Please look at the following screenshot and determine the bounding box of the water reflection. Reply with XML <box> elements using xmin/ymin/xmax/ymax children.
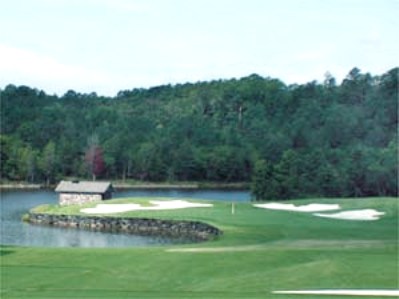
<box><xmin>0</xmin><ymin>189</ymin><xmax>250</xmax><ymax>248</ymax></box>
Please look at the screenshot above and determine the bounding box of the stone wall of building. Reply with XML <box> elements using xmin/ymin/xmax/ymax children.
<box><xmin>59</xmin><ymin>193</ymin><xmax>102</xmax><ymax>206</ymax></box>
<box><xmin>28</xmin><ymin>213</ymin><xmax>222</xmax><ymax>242</ymax></box>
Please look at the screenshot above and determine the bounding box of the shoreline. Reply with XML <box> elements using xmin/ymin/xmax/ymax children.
<box><xmin>0</xmin><ymin>181</ymin><xmax>250</xmax><ymax>191</ymax></box>
<box><xmin>114</xmin><ymin>183</ymin><xmax>199</xmax><ymax>190</ymax></box>
<box><xmin>114</xmin><ymin>182</ymin><xmax>249</xmax><ymax>190</ymax></box>
<box><xmin>0</xmin><ymin>183</ymin><xmax>43</xmax><ymax>190</ymax></box>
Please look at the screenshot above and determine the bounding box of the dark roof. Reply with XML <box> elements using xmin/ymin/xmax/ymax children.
<box><xmin>55</xmin><ymin>181</ymin><xmax>113</xmax><ymax>194</ymax></box>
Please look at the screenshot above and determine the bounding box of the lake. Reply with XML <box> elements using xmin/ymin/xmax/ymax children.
<box><xmin>0</xmin><ymin>189</ymin><xmax>250</xmax><ymax>248</ymax></box>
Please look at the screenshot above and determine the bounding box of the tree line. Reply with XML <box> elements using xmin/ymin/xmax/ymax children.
<box><xmin>0</xmin><ymin>67</ymin><xmax>397</xmax><ymax>199</ymax></box>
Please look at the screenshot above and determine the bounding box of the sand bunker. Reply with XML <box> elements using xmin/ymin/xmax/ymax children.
<box><xmin>81</xmin><ymin>200</ymin><xmax>213</xmax><ymax>214</ymax></box>
<box><xmin>254</xmin><ymin>203</ymin><xmax>385</xmax><ymax>221</ymax></box>
<box><xmin>253</xmin><ymin>203</ymin><xmax>341</xmax><ymax>212</ymax></box>
<box><xmin>314</xmin><ymin>209</ymin><xmax>385</xmax><ymax>221</ymax></box>
<box><xmin>81</xmin><ymin>203</ymin><xmax>142</xmax><ymax>214</ymax></box>
<box><xmin>273</xmin><ymin>289</ymin><xmax>399</xmax><ymax>297</ymax></box>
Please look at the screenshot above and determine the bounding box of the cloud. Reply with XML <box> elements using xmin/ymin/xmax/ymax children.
<box><xmin>0</xmin><ymin>44</ymin><xmax>114</xmax><ymax>95</ymax></box>
<box><xmin>92</xmin><ymin>0</ymin><xmax>149</xmax><ymax>13</ymax></box>
<box><xmin>365</xmin><ymin>28</ymin><xmax>381</xmax><ymax>44</ymax></box>
<box><xmin>0</xmin><ymin>43</ymin><xmax>195</xmax><ymax>96</ymax></box>
<box><xmin>35</xmin><ymin>0</ymin><xmax>148</xmax><ymax>13</ymax></box>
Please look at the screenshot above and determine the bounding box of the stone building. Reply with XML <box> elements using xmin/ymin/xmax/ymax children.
<box><xmin>55</xmin><ymin>180</ymin><xmax>113</xmax><ymax>206</ymax></box>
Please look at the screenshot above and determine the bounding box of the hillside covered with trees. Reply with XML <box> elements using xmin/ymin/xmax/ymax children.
<box><xmin>0</xmin><ymin>67</ymin><xmax>397</xmax><ymax>199</ymax></box>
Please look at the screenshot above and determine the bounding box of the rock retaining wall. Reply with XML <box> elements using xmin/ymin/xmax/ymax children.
<box><xmin>28</xmin><ymin>213</ymin><xmax>222</xmax><ymax>241</ymax></box>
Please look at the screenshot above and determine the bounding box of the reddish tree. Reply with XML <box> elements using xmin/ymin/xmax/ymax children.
<box><xmin>85</xmin><ymin>145</ymin><xmax>105</xmax><ymax>181</ymax></box>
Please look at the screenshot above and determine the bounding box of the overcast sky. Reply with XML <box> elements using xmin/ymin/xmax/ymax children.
<box><xmin>0</xmin><ymin>0</ymin><xmax>398</xmax><ymax>96</ymax></box>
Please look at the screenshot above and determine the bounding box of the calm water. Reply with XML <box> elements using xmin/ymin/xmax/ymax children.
<box><xmin>0</xmin><ymin>189</ymin><xmax>250</xmax><ymax>248</ymax></box>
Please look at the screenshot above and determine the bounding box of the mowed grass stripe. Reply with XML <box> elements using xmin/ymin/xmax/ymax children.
<box><xmin>2</xmin><ymin>289</ymin><xmax>270</xmax><ymax>299</ymax></box>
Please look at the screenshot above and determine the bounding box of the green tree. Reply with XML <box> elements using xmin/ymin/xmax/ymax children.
<box><xmin>135</xmin><ymin>142</ymin><xmax>167</xmax><ymax>181</ymax></box>
<box><xmin>20</xmin><ymin>146</ymin><xmax>38</xmax><ymax>182</ymax></box>
<box><xmin>251</xmin><ymin>159</ymin><xmax>279</xmax><ymax>201</ymax></box>
<box><xmin>0</xmin><ymin>135</ymin><xmax>13</xmax><ymax>180</ymax></box>
<box><xmin>365</xmin><ymin>140</ymin><xmax>398</xmax><ymax>196</ymax></box>
<box><xmin>85</xmin><ymin>135</ymin><xmax>105</xmax><ymax>181</ymax></box>
<box><xmin>274</xmin><ymin>150</ymin><xmax>301</xmax><ymax>199</ymax></box>
<box><xmin>38</xmin><ymin>141</ymin><xmax>57</xmax><ymax>186</ymax></box>
<box><xmin>0</xmin><ymin>68</ymin><xmax>397</xmax><ymax>197</ymax></box>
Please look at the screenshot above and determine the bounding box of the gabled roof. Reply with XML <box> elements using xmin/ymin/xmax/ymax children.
<box><xmin>55</xmin><ymin>181</ymin><xmax>113</xmax><ymax>194</ymax></box>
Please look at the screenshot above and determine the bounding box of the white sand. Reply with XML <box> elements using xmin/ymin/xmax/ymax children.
<box><xmin>253</xmin><ymin>202</ymin><xmax>341</xmax><ymax>212</ymax></box>
<box><xmin>81</xmin><ymin>200</ymin><xmax>213</xmax><ymax>214</ymax></box>
<box><xmin>81</xmin><ymin>203</ymin><xmax>142</xmax><ymax>214</ymax></box>
<box><xmin>314</xmin><ymin>209</ymin><xmax>385</xmax><ymax>221</ymax></box>
<box><xmin>254</xmin><ymin>203</ymin><xmax>385</xmax><ymax>221</ymax></box>
<box><xmin>273</xmin><ymin>289</ymin><xmax>399</xmax><ymax>296</ymax></box>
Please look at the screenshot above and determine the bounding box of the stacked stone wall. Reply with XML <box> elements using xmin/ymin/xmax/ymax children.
<box><xmin>28</xmin><ymin>213</ymin><xmax>222</xmax><ymax>242</ymax></box>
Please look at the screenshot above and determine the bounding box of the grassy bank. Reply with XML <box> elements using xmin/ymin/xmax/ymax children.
<box><xmin>1</xmin><ymin>197</ymin><xmax>398</xmax><ymax>298</ymax></box>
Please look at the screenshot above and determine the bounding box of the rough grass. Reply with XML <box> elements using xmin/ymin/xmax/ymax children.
<box><xmin>2</xmin><ymin>197</ymin><xmax>398</xmax><ymax>299</ymax></box>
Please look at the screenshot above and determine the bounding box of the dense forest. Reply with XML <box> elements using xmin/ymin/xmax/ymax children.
<box><xmin>0</xmin><ymin>67</ymin><xmax>397</xmax><ymax>199</ymax></box>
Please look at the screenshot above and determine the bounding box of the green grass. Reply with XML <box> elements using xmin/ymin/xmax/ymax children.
<box><xmin>1</xmin><ymin>197</ymin><xmax>398</xmax><ymax>298</ymax></box>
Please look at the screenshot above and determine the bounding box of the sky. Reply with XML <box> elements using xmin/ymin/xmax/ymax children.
<box><xmin>0</xmin><ymin>0</ymin><xmax>398</xmax><ymax>96</ymax></box>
